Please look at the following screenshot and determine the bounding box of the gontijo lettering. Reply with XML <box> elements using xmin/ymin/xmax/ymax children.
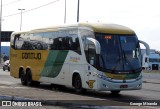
<box><xmin>22</xmin><ymin>53</ymin><xmax>41</xmax><ymax>60</ymax></box>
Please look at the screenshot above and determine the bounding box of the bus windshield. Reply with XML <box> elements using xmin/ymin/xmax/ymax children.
<box><xmin>96</xmin><ymin>33</ymin><xmax>142</xmax><ymax>73</ymax></box>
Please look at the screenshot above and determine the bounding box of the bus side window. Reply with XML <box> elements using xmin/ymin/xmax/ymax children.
<box><xmin>52</xmin><ymin>37</ymin><xmax>64</xmax><ymax>50</ymax></box>
<box><xmin>21</xmin><ymin>41</ymin><xmax>34</xmax><ymax>50</ymax></box>
<box><xmin>66</xmin><ymin>37</ymin><xmax>72</xmax><ymax>50</ymax></box>
<box><xmin>62</xmin><ymin>37</ymin><xmax>68</xmax><ymax>50</ymax></box>
<box><xmin>70</xmin><ymin>37</ymin><xmax>81</xmax><ymax>54</ymax></box>
<box><xmin>58</xmin><ymin>38</ymin><xmax>63</xmax><ymax>50</ymax></box>
<box><xmin>145</xmin><ymin>57</ymin><xmax>148</xmax><ymax>62</ymax></box>
<box><xmin>50</xmin><ymin>30</ymin><xmax>81</xmax><ymax>54</ymax></box>
<box><xmin>51</xmin><ymin>38</ymin><xmax>57</xmax><ymax>50</ymax></box>
<box><xmin>16</xmin><ymin>34</ymin><xmax>26</xmax><ymax>50</ymax></box>
<box><xmin>88</xmin><ymin>44</ymin><xmax>96</xmax><ymax>66</ymax></box>
<box><xmin>12</xmin><ymin>34</ymin><xmax>21</xmax><ymax>49</ymax></box>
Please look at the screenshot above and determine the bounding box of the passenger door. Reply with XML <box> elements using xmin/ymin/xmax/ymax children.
<box><xmin>85</xmin><ymin>44</ymin><xmax>97</xmax><ymax>89</ymax></box>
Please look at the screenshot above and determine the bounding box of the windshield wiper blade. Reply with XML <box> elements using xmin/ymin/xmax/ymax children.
<box><xmin>122</xmin><ymin>50</ymin><xmax>135</xmax><ymax>73</ymax></box>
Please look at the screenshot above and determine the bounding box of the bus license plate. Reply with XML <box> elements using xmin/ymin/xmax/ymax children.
<box><xmin>120</xmin><ymin>85</ymin><xmax>128</xmax><ymax>88</ymax></box>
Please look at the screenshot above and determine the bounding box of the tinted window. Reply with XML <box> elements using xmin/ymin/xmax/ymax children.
<box><xmin>96</xmin><ymin>33</ymin><xmax>142</xmax><ymax>73</ymax></box>
<box><xmin>14</xmin><ymin>34</ymin><xmax>25</xmax><ymax>50</ymax></box>
<box><xmin>49</xmin><ymin>30</ymin><xmax>81</xmax><ymax>54</ymax></box>
<box><xmin>12</xmin><ymin>29</ymin><xmax>81</xmax><ymax>54</ymax></box>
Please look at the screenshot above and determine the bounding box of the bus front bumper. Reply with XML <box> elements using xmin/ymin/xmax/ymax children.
<box><xmin>97</xmin><ymin>77</ymin><xmax>142</xmax><ymax>91</ymax></box>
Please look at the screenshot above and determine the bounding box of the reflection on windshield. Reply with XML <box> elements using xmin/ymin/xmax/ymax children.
<box><xmin>96</xmin><ymin>33</ymin><xmax>142</xmax><ymax>73</ymax></box>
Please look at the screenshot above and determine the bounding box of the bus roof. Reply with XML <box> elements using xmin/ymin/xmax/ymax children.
<box><xmin>13</xmin><ymin>22</ymin><xmax>135</xmax><ymax>35</ymax></box>
<box><xmin>79</xmin><ymin>22</ymin><xmax>135</xmax><ymax>34</ymax></box>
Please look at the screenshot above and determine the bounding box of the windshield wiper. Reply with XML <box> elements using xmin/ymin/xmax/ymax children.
<box><xmin>122</xmin><ymin>50</ymin><xmax>135</xmax><ymax>73</ymax></box>
<box><xmin>99</xmin><ymin>55</ymin><xmax>118</xmax><ymax>73</ymax></box>
<box><xmin>112</xmin><ymin>42</ymin><xmax>123</xmax><ymax>72</ymax></box>
<box><xmin>112</xmin><ymin>56</ymin><xmax>122</xmax><ymax>73</ymax></box>
<box><xmin>100</xmin><ymin>55</ymin><xmax>105</xmax><ymax>68</ymax></box>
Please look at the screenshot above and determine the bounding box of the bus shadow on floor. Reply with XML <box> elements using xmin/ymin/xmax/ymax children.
<box><xmin>23</xmin><ymin>82</ymin><xmax>148</xmax><ymax>105</ymax></box>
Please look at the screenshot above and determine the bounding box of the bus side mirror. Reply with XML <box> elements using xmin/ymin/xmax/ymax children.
<box><xmin>86</xmin><ymin>38</ymin><xmax>101</xmax><ymax>54</ymax></box>
<box><xmin>139</xmin><ymin>40</ymin><xmax>150</xmax><ymax>56</ymax></box>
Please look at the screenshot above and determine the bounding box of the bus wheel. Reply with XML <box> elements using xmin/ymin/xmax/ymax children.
<box><xmin>8</xmin><ymin>67</ymin><xmax>10</xmax><ymax>71</ymax></box>
<box><xmin>111</xmin><ymin>90</ymin><xmax>120</xmax><ymax>94</ymax></box>
<box><xmin>20</xmin><ymin>70</ymin><xmax>27</xmax><ymax>85</ymax></box>
<box><xmin>33</xmin><ymin>81</ymin><xmax>40</xmax><ymax>86</ymax></box>
<box><xmin>3</xmin><ymin>67</ymin><xmax>5</xmax><ymax>71</ymax></box>
<box><xmin>26</xmin><ymin>70</ymin><xmax>33</xmax><ymax>86</ymax></box>
<box><xmin>74</xmin><ymin>74</ymin><xmax>83</xmax><ymax>93</ymax></box>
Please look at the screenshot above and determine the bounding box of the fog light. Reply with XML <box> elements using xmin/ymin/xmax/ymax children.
<box><xmin>103</xmin><ymin>84</ymin><xmax>108</xmax><ymax>88</ymax></box>
<box><xmin>137</xmin><ymin>83</ymin><xmax>142</xmax><ymax>88</ymax></box>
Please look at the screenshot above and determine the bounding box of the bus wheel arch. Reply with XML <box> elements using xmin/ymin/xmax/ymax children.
<box><xmin>19</xmin><ymin>67</ymin><xmax>24</xmax><ymax>78</ymax></box>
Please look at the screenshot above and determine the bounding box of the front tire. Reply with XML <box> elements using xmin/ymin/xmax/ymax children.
<box><xmin>111</xmin><ymin>90</ymin><xmax>120</xmax><ymax>94</ymax></box>
<box><xmin>74</xmin><ymin>74</ymin><xmax>84</xmax><ymax>93</ymax></box>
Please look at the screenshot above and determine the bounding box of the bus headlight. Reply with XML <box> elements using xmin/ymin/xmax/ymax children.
<box><xmin>94</xmin><ymin>72</ymin><xmax>102</xmax><ymax>78</ymax></box>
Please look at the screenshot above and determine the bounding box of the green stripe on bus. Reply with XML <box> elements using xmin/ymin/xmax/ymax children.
<box><xmin>105</xmin><ymin>72</ymin><xmax>140</xmax><ymax>80</ymax></box>
<box><xmin>125</xmin><ymin>72</ymin><xmax>140</xmax><ymax>79</ymax></box>
<box><xmin>40</xmin><ymin>50</ymin><xmax>69</xmax><ymax>78</ymax></box>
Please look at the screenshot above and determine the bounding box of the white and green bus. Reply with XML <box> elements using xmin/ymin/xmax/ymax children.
<box><xmin>10</xmin><ymin>22</ymin><xmax>150</xmax><ymax>94</ymax></box>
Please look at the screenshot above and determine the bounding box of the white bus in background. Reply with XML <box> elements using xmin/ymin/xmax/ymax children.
<box><xmin>141</xmin><ymin>49</ymin><xmax>160</xmax><ymax>70</ymax></box>
<box><xmin>149</xmin><ymin>52</ymin><xmax>160</xmax><ymax>70</ymax></box>
<box><xmin>141</xmin><ymin>49</ymin><xmax>149</xmax><ymax>70</ymax></box>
